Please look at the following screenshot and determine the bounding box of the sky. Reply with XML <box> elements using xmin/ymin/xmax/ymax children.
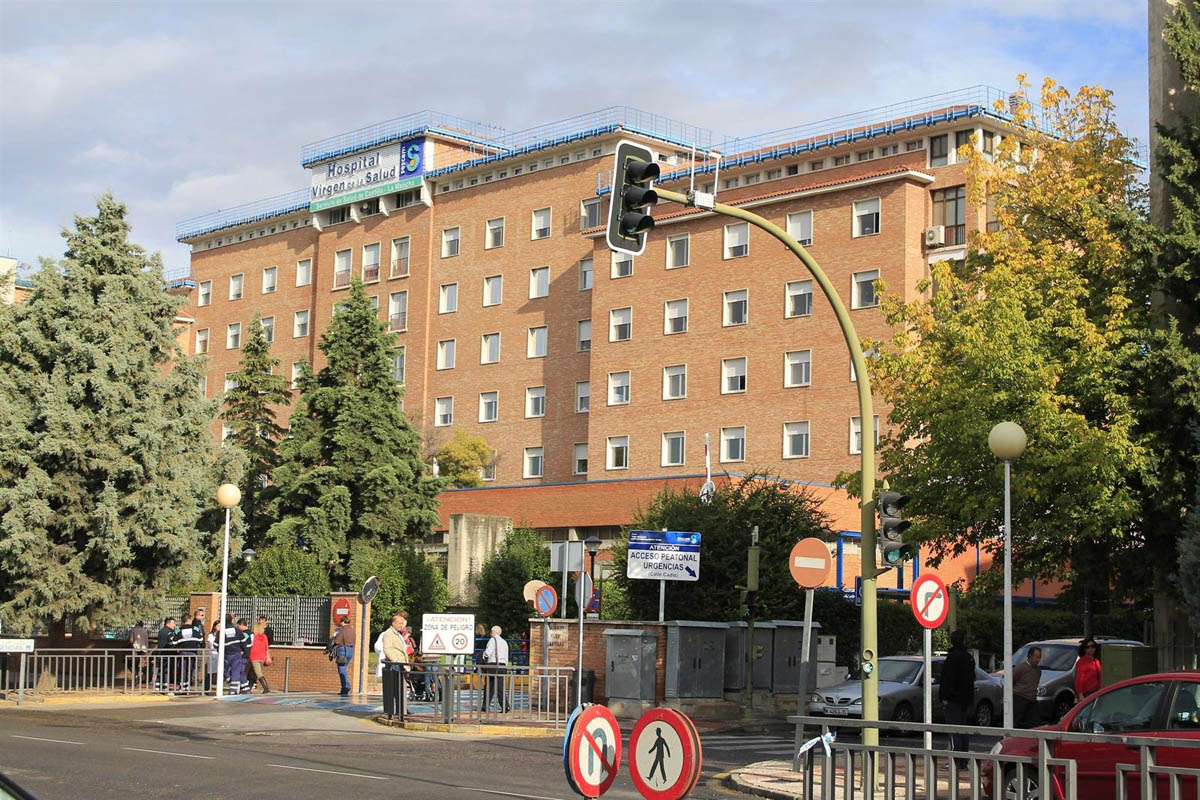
<box><xmin>0</xmin><ymin>0</ymin><xmax>1149</xmax><ymax>272</ymax></box>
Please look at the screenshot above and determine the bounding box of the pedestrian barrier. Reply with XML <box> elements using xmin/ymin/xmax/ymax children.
<box><xmin>393</xmin><ymin>662</ymin><xmax>574</xmax><ymax>728</ymax></box>
<box><xmin>2</xmin><ymin>648</ymin><xmax>221</xmax><ymax>698</ymax></box>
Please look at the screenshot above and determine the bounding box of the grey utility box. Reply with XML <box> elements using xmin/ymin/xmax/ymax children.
<box><xmin>604</xmin><ymin>629</ymin><xmax>657</xmax><ymax>701</ymax></box>
<box><xmin>724</xmin><ymin>621</ymin><xmax>776</xmax><ymax>691</ymax></box>
<box><xmin>771</xmin><ymin>619</ymin><xmax>822</xmax><ymax>694</ymax></box>
<box><xmin>664</xmin><ymin>621</ymin><xmax>726</xmax><ymax>699</ymax></box>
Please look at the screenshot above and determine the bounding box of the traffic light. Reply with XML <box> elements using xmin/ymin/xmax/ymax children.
<box><xmin>877</xmin><ymin>490</ymin><xmax>913</xmax><ymax>565</ymax></box>
<box><xmin>606</xmin><ymin>140</ymin><xmax>660</xmax><ymax>256</ymax></box>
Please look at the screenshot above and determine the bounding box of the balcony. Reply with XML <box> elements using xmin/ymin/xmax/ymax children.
<box><xmin>390</xmin><ymin>258</ymin><xmax>409</xmax><ymax>278</ymax></box>
<box><xmin>333</xmin><ymin>271</ymin><xmax>351</xmax><ymax>289</ymax></box>
<box><xmin>390</xmin><ymin>312</ymin><xmax>407</xmax><ymax>331</ymax></box>
<box><xmin>363</xmin><ymin>263</ymin><xmax>380</xmax><ymax>283</ymax></box>
<box><xmin>945</xmin><ymin>223</ymin><xmax>967</xmax><ymax>246</ymax></box>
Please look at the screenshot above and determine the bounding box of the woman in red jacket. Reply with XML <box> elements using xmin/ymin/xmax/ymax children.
<box><xmin>249</xmin><ymin>621</ymin><xmax>272</xmax><ymax>693</ymax></box>
<box><xmin>1074</xmin><ymin>638</ymin><xmax>1102</xmax><ymax>700</ymax></box>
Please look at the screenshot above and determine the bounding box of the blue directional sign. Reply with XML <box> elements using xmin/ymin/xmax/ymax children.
<box><xmin>625</xmin><ymin>530</ymin><xmax>701</xmax><ymax>582</ymax></box>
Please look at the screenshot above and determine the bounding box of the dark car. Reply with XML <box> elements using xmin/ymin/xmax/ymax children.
<box><xmin>995</xmin><ymin>637</ymin><xmax>1144</xmax><ymax>722</ymax></box>
<box><xmin>984</xmin><ymin>671</ymin><xmax>1200</xmax><ymax>799</ymax></box>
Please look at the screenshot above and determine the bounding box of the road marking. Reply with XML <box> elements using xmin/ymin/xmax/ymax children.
<box><xmin>10</xmin><ymin>734</ymin><xmax>83</xmax><ymax>745</ymax></box>
<box><xmin>464</xmin><ymin>789</ymin><xmax>570</xmax><ymax>800</ymax></box>
<box><xmin>268</xmin><ymin>764</ymin><xmax>386</xmax><ymax>780</ymax></box>
<box><xmin>124</xmin><ymin>747</ymin><xmax>214</xmax><ymax>759</ymax></box>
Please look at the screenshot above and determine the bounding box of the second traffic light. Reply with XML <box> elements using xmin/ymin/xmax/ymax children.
<box><xmin>877</xmin><ymin>490</ymin><xmax>913</xmax><ymax>566</ymax></box>
<box><xmin>606</xmin><ymin>140</ymin><xmax>660</xmax><ymax>256</ymax></box>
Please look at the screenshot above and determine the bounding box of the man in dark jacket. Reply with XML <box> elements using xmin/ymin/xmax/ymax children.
<box><xmin>938</xmin><ymin>629</ymin><xmax>975</xmax><ymax>757</ymax></box>
<box><xmin>155</xmin><ymin>617</ymin><xmax>177</xmax><ymax>691</ymax></box>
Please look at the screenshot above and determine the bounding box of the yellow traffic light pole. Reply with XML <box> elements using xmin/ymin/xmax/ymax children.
<box><xmin>651</xmin><ymin>186</ymin><xmax>882</xmax><ymax>751</ymax></box>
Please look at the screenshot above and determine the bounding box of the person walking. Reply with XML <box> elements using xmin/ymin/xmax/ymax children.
<box><xmin>256</xmin><ymin>615</ymin><xmax>275</xmax><ymax>646</ymax></box>
<box><xmin>480</xmin><ymin>625</ymin><xmax>510</xmax><ymax>713</ymax></box>
<box><xmin>939</xmin><ymin>629</ymin><xmax>976</xmax><ymax>761</ymax></box>
<box><xmin>326</xmin><ymin>612</ymin><xmax>355</xmax><ymax>696</ymax></box>
<box><xmin>128</xmin><ymin>621</ymin><xmax>150</xmax><ymax>688</ymax></box>
<box><xmin>1012</xmin><ymin>646</ymin><xmax>1043</xmax><ymax>728</ymax></box>
<box><xmin>1074</xmin><ymin>638</ymin><xmax>1103</xmax><ymax>701</ymax></box>
<box><xmin>381</xmin><ymin>613</ymin><xmax>409</xmax><ymax>720</ymax></box>
<box><xmin>249</xmin><ymin>620</ymin><xmax>272</xmax><ymax>693</ymax></box>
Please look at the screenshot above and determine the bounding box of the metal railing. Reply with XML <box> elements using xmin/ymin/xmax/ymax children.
<box><xmin>175</xmin><ymin>188</ymin><xmax>311</xmax><ymax>241</ymax></box>
<box><xmin>392</xmin><ymin>663</ymin><xmax>574</xmax><ymax>728</ymax></box>
<box><xmin>789</xmin><ymin>715</ymin><xmax>1200</xmax><ymax>799</ymax></box>
<box><xmin>390</xmin><ymin>258</ymin><xmax>409</xmax><ymax>278</ymax></box>
<box><xmin>3</xmin><ymin>649</ymin><xmax>229</xmax><ymax>699</ymax></box>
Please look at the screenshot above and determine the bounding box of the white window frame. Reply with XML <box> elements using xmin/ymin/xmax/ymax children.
<box><xmin>439</xmin><ymin>283</ymin><xmax>459</xmax><ymax>314</ymax></box>
<box><xmin>435</xmin><ymin>396</ymin><xmax>454</xmax><ymax>427</ymax></box>
<box><xmin>606</xmin><ymin>436</ymin><xmax>629</xmax><ymax>470</ymax></box>
<box><xmin>390</xmin><ymin>237</ymin><xmax>410</xmax><ymax>278</ymax></box>
<box><xmin>579</xmin><ymin>258</ymin><xmax>593</xmax><ymax>291</ymax></box>
<box><xmin>853</xmin><ymin>197</ymin><xmax>881</xmax><ymax>237</ymax></box>
<box><xmin>608</xmin><ymin>371</ymin><xmax>630</xmax><ymax>406</ymax></box>
<box><xmin>609</xmin><ymin>307</ymin><xmax>632</xmax><ymax>342</ymax></box>
<box><xmin>260</xmin><ymin>316</ymin><xmax>274</xmax><ymax>343</ymax></box>
<box><xmin>479</xmin><ymin>391</ymin><xmax>499</xmax><ymax>423</ymax></box>
<box><xmin>575</xmin><ymin>381</ymin><xmax>590</xmax><ymax>413</ymax></box>
<box><xmin>529</xmin><ymin>266</ymin><xmax>550</xmax><ymax>299</ymax></box>
<box><xmin>662</xmin><ymin>364</ymin><xmax>687</xmax><ymax>400</ymax></box>
<box><xmin>724</xmin><ymin>222</ymin><xmax>749</xmax><ymax>259</ymax></box>
<box><xmin>722</xmin><ymin>356</ymin><xmax>747</xmax><ymax>394</ymax></box>
<box><xmin>573</xmin><ymin>443</ymin><xmax>589</xmax><ymax>475</ymax></box>
<box><xmin>524</xmin><ymin>446</ymin><xmax>544</xmax><ymax>478</ymax></box>
<box><xmin>531</xmin><ymin>207</ymin><xmax>551</xmax><ymax>240</ymax></box>
<box><xmin>389</xmin><ymin>291</ymin><xmax>408</xmax><ymax>331</ymax></box>
<box><xmin>229</xmin><ymin>273</ymin><xmax>244</xmax><ymax>301</ymax></box>
<box><xmin>664</xmin><ymin>298</ymin><xmax>688</xmax><ymax>335</ymax></box>
<box><xmin>581</xmin><ymin>198</ymin><xmax>602</xmax><ymax>229</ymax></box>
<box><xmin>198</xmin><ymin>280</ymin><xmax>212</xmax><ymax>306</ymax></box>
<box><xmin>720</xmin><ymin>426</ymin><xmax>746</xmax><ymax>463</ymax></box>
<box><xmin>291</xmin><ymin>362</ymin><xmax>304</xmax><ymax>390</ymax></box>
<box><xmin>577</xmin><ymin>319</ymin><xmax>591</xmax><ymax>352</ymax></box>
<box><xmin>483</xmin><ymin>274</ymin><xmax>503</xmax><ymax>307</ymax></box>
<box><xmin>852</xmin><ymin>269</ymin><xmax>880</xmax><ymax>310</ymax></box>
<box><xmin>486</xmin><ymin>217</ymin><xmax>505</xmax><ymax>249</ymax></box>
<box><xmin>262</xmin><ymin>266</ymin><xmax>277</xmax><ymax>294</ymax></box>
<box><xmin>723</xmin><ymin>289</ymin><xmax>748</xmax><ymax>326</ymax></box>
<box><xmin>481</xmin><ymin>332</ymin><xmax>501</xmax><ymax>364</ymax></box>
<box><xmin>293</xmin><ymin>310</ymin><xmax>310</xmax><ymax>338</ymax></box>
<box><xmin>296</xmin><ymin>259</ymin><xmax>312</xmax><ymax>287</ymax></box>
<box><xmin>226</xmin><ymin>322</ymin><xmax>241</xmax><ymax>349</ymax></box>
<box><xmin>849</xmin><ymin>415</ymin><xmax>880</xmax><ymax>455</ymax></box>
<box><xmin>783</xmin><ymin>421</ymin><xmax>811</xmax><ymax>459</ymax></box>
<box><xmin>362</xmin><ymin>243</ymin><xmax>381</xmax><ymax>282</ymax></box>
<box><xmin>784</xmin><ymin>350</ymin><xmax>812</xmax><ymax>388</ymax></box>
<box><xmin>786</xmin><ymin>210</ymin><xmax>813</xmax><ymax>246</ymax></box>
<box><xmin>441</xmin><ymin>227</ymin><xmax>461</xmax><ymax>258</ymax></box>
<box><xmin>437</xmin><ymin>339</ymin><xmax>456</xmax><ymax>370</ymax></box>
<box><xmin>611</xmin><ymin>250</ymin><xmax>633</xmax><ymax>279</ymax></box>
<box><xmin>392</xmin><ymin>347</ymin><xmax>405</xmax><ymax>385</ymax></box>
<box><xmin>786</xmin><ymin>280</ymin><xmax>813</xmax><ymax>318</ymax></box>
<box><xmin>666</xmin><ymin>233</ymin><xmax>690</xmax><ymax>269</ymax></box>
<box><xmin>195</xmin><ymin>328</ymin><xmax>210</xmax><ymax>355</ymax></box>
<box><xmin>527</xmin><ymin>326</ymin><xmax>547</xmax><ymax>358</ymax></box>
<box><xmin>661</xmin><ymin>431</ymin><xmax>686</xmax><ymax>467</ymax></box>
<box><xmin>525</xmin><ymin>386</ymin><xmax>546</xmax><ymax>419</ymax></box>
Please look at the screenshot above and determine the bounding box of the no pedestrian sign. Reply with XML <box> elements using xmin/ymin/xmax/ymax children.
<box><xmin>420</xmin><ymin>613</ymin><xmax>475</xmax><ymax>655</ymax></box>
<box><xmin>626</xmin><ymin>530</ymin><xmax>701</xmax><ymax>582</ymax></box>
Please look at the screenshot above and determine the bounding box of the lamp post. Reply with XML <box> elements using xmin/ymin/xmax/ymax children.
<box><xmin>242</xmin><ymin>548</ymin><xmax>256</xmax><ymax>565</ymax></box>
<box><xmin>215</xmin><ymin>483</ymin><xmax>241</xmax><ymax>699</ymax></box>
<box><xmin>585</xmin><ymin>536</ymin><xmax>602</xmax><ymax>617</ymax></box>
<box><xmin>988</xmin><ymin>421</ymin><xmax>1027</xmax><ymax>730</ymax></box>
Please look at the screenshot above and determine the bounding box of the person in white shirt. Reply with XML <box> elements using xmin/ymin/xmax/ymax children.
<box><xmin>480</xmin><ymin>625</ymin><xmax>510</xmax><ymax>713</ymax></box>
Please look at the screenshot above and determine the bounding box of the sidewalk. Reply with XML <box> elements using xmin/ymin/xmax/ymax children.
<box><xmin>728</xmin><ymin>758</ymin><xmax>984</xmax><ymax>800</ymax></box>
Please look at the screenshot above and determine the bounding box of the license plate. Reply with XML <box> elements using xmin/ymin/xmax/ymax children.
<box><xmin>824</xmin><ymin>705</ymin><xmax>850</xmax><ymax>716</ymax></box>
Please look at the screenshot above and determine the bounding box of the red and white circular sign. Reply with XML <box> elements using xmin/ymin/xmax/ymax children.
<box><xmin>628</xmin><ymin>708</ymin><xmax>702</xmax><ymax>800</ymax></box>
<box><xmin>789</xmin><ymin>538</ymin><xmax>832</xmax><ymax>589</ymax></box>
<box><xmin>910</xmin><ymin>573</ymin><xmax>949</xmax><ymax>630</ymax></box>
<box><xmin>568</xmin><ymin>704</ymin><xmax>622</xmax><ymax>797</ymax></box>
<box><xmin>332</xmin><ymin>598</ymin><xmax>352</xmax><ymax>619</ymax></box>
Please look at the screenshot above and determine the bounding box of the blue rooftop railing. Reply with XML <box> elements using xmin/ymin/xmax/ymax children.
<box><xmin>301</xmin><ymin>110</ymin><xmax>512</xmax><ymax>167</ymax></box>
<box><xmin>175</xmin><ymin>188</ymin><xmax>311</xmax><ymax>241</ymax></box>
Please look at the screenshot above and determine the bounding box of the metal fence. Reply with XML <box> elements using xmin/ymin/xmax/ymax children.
<box><xmin>3</xmin><ymin>649</ymin><xmax>217</xmax><ymax>699</ymax></box>
<box><xmin>390</xmin><ymin>663</ymin><xmax>574</xmax><ymax>729</ymax></box>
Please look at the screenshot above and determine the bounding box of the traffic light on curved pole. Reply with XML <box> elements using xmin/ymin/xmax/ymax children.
<box><xmin>877</xmin><ymin>490</ymin><xmax>913</xmax><ymax>566</ymax></box>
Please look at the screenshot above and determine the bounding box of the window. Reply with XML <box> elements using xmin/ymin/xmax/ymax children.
<box><xmin>721</xmin><ymin>426</ymin><xmax>746</xmax><ymax>462</ymax></box>
<box><xmin>531</xmin><ymin>208</ymin><xmax>551</xmax><ymax>239</ymax></box>
<box><xmin>856</xmin><ymin>150</ymin><xmax>874</xmax><ymax>162</ymax></box>
<box><xmin>577</xmin><ymin>319</ymin><xmax>591</xmax><ymax>351</ymax></box>
<box><xmin>198</xmin><ymin>374</ymin><xmax>208</xmax><ymax>396</ymax></box>
<box><xmin>849</xmin><ymin>415</ymin><xmax>880</xmax><ymax>455</ymax></box>
<box><xmin>260</xmin><ymin>316</ymin><xmax>274</xmax><ymax>343</ymax></box>
<box><xmin>395</xmin><ymin>188</ymin><xmax>420</xmax><ymax>208</ymax></box>
<box><xmin>262</xmin><ymin>266</ymin><xmax>277</xmax><ymax>294</ymax></box>
<box><xmin>581</xmin><ymin>198</ymin><xmax>602</xmax><ymax>228</ymax></box>
<box><xmin>955</xmin><ymin>129</ymin><xmax>974</xmax><ymax>154</ymax></box>
<box><xmin>328</xmin><ymin>206</ymin><xmax>349</xmax><ymax>225</ymax></box>
<box><xmin>852</xmin><ymin>269</ymin><xmax>880</xmax><ymax>309</ymax></box>
<box><xmin>229</xmin><ymin>273</ymin><xmax>244</xmax><ymax>300</ymax></box>
<box><xmin>723</xmin><ymin>357</ymin><xmax>747</xmax><ymax>393</ymax></box>
<box><xmin>663</xmin><ymin>364</ymin><xmax>687</xmax><ymax>400</ymax></box>
<box><xmin>606</xmin><ymin>436</ymin><xmax>629</xmax><ymax>470</ymax></box>
<box><xmin>483</xmin><ymin>274</ymin><xmax>503</xmax><ymax>306</ymax></box>
<box><xmin>787</xmin><ymin>280</ymin><xmax>813</xmax><ymax>318</ymax></box>
<box><xmin>787</xmin><ymin>210</ymin><xmax>813</xmax><ymax>246</ymax></box>
<box><xmin>390</xmin><ymin>237</ymin><xmax>410</xmax><ymax>278</ymax></box>
<box><xmin>724</xmin><ymin>289</ymin><xmax>748</xmax><ymax>326</ymax></box>
<box><xmin>610</xmin><ymin>307</ymin><xmax>632</xmax><ymax>342</ymax></box>
<box><xmin>389</xmin><ymin>291</ymin><xmax>408</xmax><ymax>331</ymax></box>
<box><xmin>442</xmin><ymin>227</ymin><xmax>460</xmax><ymax>257</ymax></box>
<box><xmin>293</xmin><ymin>310</ymin><xmax>310</xmax><ymax>337</ymax></box>
<box><xmin>666</xmin><ymin>234</ymin><xmax>690</xmax><ymax>269</ymax></box>
<box><xmin>195</xmin><ymin>328</ymin><xmax>210</xmax><ymax>355</ymax></box>
<box><xmin>724</xmin><ymin>222</ymin><xmax>749</xmax><ymax>259</ymax></box>
<box><xmin>929</xmin><ymin>134</ymin><xmax>949</xmax><ymax>167</ymax></box>
<box><xmin>982</xmin><ymin>130</ymin><xmax>996</xmax><ymax>162</ymax></box>
<box><xmin>486</xmin><ymin>218</ymin><xmax>505</xmax><ymax>249</ymax></box>
<box><xmin>480</xmin><ymin>459</ymin><xmax>496</xmax><ymax>482</ymax></box>
<box><xmin>744</xmin><ymin>173</ymin><xmax>760</xmax><ymax>185</ymax></box>
<box><xmin>853</xmin><ymin>198</ymin><xmax>880</xmax><ymax>237</ymax></box>
<box><xmin>435</xmin><ymin>397</ymin><xmax>453</xmax><ymax>427</ymax></box>
<box><xmin>481</xmin><ymin>332</ymin><xmax>500</xmax><ymax>364</ymax></box>
<box><xmin>479</xmin><ymin>391</ymin><xmax>498</xmax><ymax>423</ymax></box>
<box><xmin>809</xmin><ymin>159</ymin><xmax>824</xmax><ymax>171</ymax></box>
<box><xmin>576</xmin><ymin>381</ymin><xmax>590</xmax><ymax>413</ymax></box>
<box><xmin>1071</xmin><ymin>681</ymin><xmax>1169</xmax><ymax>735</ymax></box>
<box><xmin>833</xmin><ymin>154</ymin><xmax>850</xmax><ymax>166</ymax></box>
<box><xmin>362</xmin><ymin>243</ymin><xmax>381</xmax><ymax>282</ymax></box>
<box><xmin>573</xmin><ymin>443</ymin><xmax>588</xmax><ymax>475</ymax></box>
<box><xmin>291</xmin><ymin>362</ymin><xmax>304</xmax><ymax>390</ymax></box>
<box><xmin>784</xmin><ymin>421</ymin><xmax>810</xmax><ymax>458</ymax></box>
<box><xmin>722</xmin><ymin>177</ymin><xmax>739</xmax><ymax>189</ymax></box>
<box><xmin>608</xmin><ymin>371</ymin><xmax>630</xmax><ymax>405</ymax></box>
<box><xmin>296</xmin><ymin>259</ymin><xmax>312</xmax><ymax>286</ymax></box>
<box><xmin>221</xmin><ymin>424</ymin><xmax>233</xmax><ymax>443</ymax></box>
<box><xmin>932</xmin><ymin>186</ymin><xmax>967</xmax><ymax>246</ymax></box>
<box><xmin>224</xmin><ymin>374</ymin><xmax>237</xmax><ymax>394</ymax></box>
<box><xmin>334</xmin><ymin>249</ymin><xmax>351</xmax><ymax>288</ymax></box>
<box><xmin>879</xmin><ymin>143</ymin><xmax>899</xmax><ymax>157</ymax></box>
<box><xmin>439</xmin><ymin>283</ymin><xmax>458</xmax><ymax>313</ymax></box>
<box><xmin>392</xmin><ymin>348</ymin><xmax>405</xmax><ymax>384</ymax></box>
<box><xmin>785</xmin><ymin>350</ymin><xmax>812</xmax><ymax>387</ymax></box>
<box><xmin>664</xmin><ymin>299</ymin><xmax>688</xmax><ymax>334</ymax></box>
<box><xmin>611</xmin><ymin>251</ymin><xmax>633</xmax><ymax>278</ymax></box>
<box><xmin>529</xmin><ymin>266</ymin><xmax>550</xmax><ymax>298</ymax></box>
<box><xmin>198</xmin><ymin>281</ymin><xmax>212</xmax><ymax>306</ymax></box>
<box><xmin>850</xmin><ymin>346</ymin><xmax>877</xmax><ymax>382</ymax></box>
<box><xmin>1167</xmin><ymin>681</ymin><xmax>1200</xmax><ymax>731</ymax></box>
<box><xmin>437</xmin><ymin>339</ymin><xmax>456</xmax><ymax>370</ymax></box>
<box><xmin>766</xmin><ymin>168</ymin><xmax>782</xmax><ymax>180</ymax></box>
<box><xmin>527</xmin><ymin>326</ymin><xmax>547</xmax><ymax>358</ymax></box>
<box><xmin>905</xmin><ymin>138</ymin><xmax>925</xmax><ymax>152</ymax></box>
<box><xmin>662</xmin><ymin>431</ymin><xmax>686</xmax><ymax>466</ymax></box>
<box><xmin>226</xmin><ymin>322</ymin><xmax>241</xmax><ymax>349</ymax></box>
<box><xmin>524</xmin><ymin>447</ymin><xmax>544</xmax><ymax>478</ymax></box>
<box><xmin>578</xmin><ymin>258</ymin><xmax>593</xmax><ymax>291</ymax></box>
<box><xmin>361</xmin><ymin>198</ymin><xmax>380</xmax><ymax>216</ymax></box>
<box><xmin>525</xmin><ymin>386</ymin><xmax>546</xmax><ymax>418</ymax></box>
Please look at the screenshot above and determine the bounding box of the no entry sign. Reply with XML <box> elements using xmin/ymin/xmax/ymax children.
<box><xmin>788</xmin><ymin>537</ymin><xmax>832</xmax><ymax>589</ymax></box>
<box><xmin>910</xmin><ymin>573</ymin><xmax>949</xmax><ymax>630</ymax></box>
<box><xmin>568</xmin><ymin>705</ymin><xmax>622</xmax><ymax>797</ymax></box>
<box><xmin>628</xmin><ymin>708</ymin><xmax>703</xmax><ymax>800</ymax></box>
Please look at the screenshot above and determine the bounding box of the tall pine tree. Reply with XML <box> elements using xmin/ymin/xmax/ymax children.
<box><xmin>221</xmin><ymin>312</ymin><xmax>291</xmax><ymax>548</ymax></box>
<box><xmin>267</xmin><ymin>280</ymin><xmax>441</xmax><ymax>581</ymax></box>
<box><xmin>0</xmin><ymin>194</ymin><xmax>215</xmax><ymax>634</ymax></box>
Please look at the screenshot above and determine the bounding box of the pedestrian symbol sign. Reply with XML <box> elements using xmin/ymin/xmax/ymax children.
<box><xmin>567</xmin><ymin>704</ymin><xmax>622</xmax><ymax>797</ymax></box>
<box><xmin>428</xmin><ymin>633</ymin><xmax>444</xmax><ymax>651</ymax></box>
<box><xmin>628</xmin><ymin>707</ymin><xmax>702</xmax><ymax>799</ymax></box>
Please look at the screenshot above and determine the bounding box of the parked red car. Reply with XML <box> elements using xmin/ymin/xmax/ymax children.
<box><xmin>984</xmin><ymin>671</ymin><xmax>1200</xmax><ymax>799</ymax></box>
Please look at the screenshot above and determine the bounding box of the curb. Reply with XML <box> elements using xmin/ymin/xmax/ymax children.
<box><xmin>1</xmin><ymin>693</ymin><xmax>174</xmax><ymax>708</ymax></box>
<box><xmin>371</xmin><ymin>714</ymin><xmax>565</xmax><ymax>738</ymax></box>
<box><xmin>725</xmin><ymin>761</ymin><xmax>801</xmax><ymax>800</ymax></box>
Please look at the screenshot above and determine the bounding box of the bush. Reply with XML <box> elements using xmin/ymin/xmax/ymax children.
<box><xmin>476</xmin><ymin>527</ymin><xmax>552</xmax><ymax>638</ymax></box>
<box><xmin>231</xmin><ymin>547</ymin><xmax>330</xmax><ymax>596</ymax></box>
<box><xmin>348</xmin><ymin>545</ymin><xmax>451</xmax><ymax>635</ymax></box>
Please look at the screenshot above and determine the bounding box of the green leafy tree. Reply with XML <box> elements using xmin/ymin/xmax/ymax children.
<box><xmin>348</xmin><ymin>542</ymin><xmax>450</xmax><ymax>634</ymax></box>
<box><xmin>0</xmin><ymin>194</ymin><xmax>215</xmax><ymax>634</ymax></box>
<box><xmin>221</xmin><ymin>313</ymin><xmax>291</xmax><ymax>549</ymax></box>
<box><xmin>609</xmin><ymin>475</ymin><xmax>833</xmax><ymax>622</ymax></box>
<box><xmin>266</xmin><ymin>281</ymin><xmax>442</xmax><ymax>579</ymax></box>
<box><xmin>436</xmin><ymin>429</ymin><xmax>492</xmax><ymax>488</ymax></box>
<box><xmin>476</xmin><ymin>527</ymin><xmax>553</xmax><ymax>638</ymax></box>
<box><xmin>230</xmin><ymin>546</ymin><xmax>331</xmax><ymax>596</ymax></box>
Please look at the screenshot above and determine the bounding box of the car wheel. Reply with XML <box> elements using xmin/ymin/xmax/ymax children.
<box><xmin>1053</xmin><ymin>694</ymin><xmax>1074</xmax><ymax>722</ymax></box>
<box><xmin>1003</xmin><ymin>767</ymin><xmax>1040</xmax><ymax>799</ymax></box>
<box><xmin>974</xmin><ymin>699</ymin><xmax>994</xmax><ymax>727</ymax></box>
<box><xmin>892</xmin><ymin>701</ymin><xmax>914</xmax><ymax>723</ymax></box>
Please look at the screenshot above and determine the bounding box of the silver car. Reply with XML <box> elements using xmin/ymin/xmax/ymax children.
<box><xmin>806</xmin><ymin>655</ymin><xmax>1003</xmax><ymax>726</ymax></box>
<box><xmin>998</xmin><ymin>637</ymin><xmax>1144</xmax><ymax>722</ymax></box>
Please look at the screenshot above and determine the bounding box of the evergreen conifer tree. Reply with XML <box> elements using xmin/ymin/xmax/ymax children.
<box><xmin>221</xmin><ymin>313</ymin><xmax>291</xmax><ymax>547</ymax></box>
<box><xmin>0</xmin><ymin>194</ymin><xmax>215</xmax><ymax>633</ymax></box>
<box><xmin>267</xmin><ymin>280</ymin><xmax>441</xmax><ymax>580</ymax></box>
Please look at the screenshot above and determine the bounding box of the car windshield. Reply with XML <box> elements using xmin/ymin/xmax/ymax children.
<box><xmin>878</xmin><ymin>660</ymin><xmax>921</xmax><ymax>683</ymax></box>
<box><xmin>1013</xmin><ymin>643</ymin><xmax>1077</xmax><ymax>672</ymax></box>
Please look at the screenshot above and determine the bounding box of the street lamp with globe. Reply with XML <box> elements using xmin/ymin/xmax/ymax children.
<box><xmin>988</xmin><ymin>421</ymin><xmax>1027</xmax><ymax>730</ymax></box>
<box><xmin>215</xmin><ymin>483</ymin><xmax>241</xmax><ymax>698</ymax></box>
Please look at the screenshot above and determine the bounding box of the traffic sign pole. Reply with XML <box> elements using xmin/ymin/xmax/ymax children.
<box><xmin>924</xmin><ymin>625</ymin><xmax>932</xmax><ymax>750</ymax></box>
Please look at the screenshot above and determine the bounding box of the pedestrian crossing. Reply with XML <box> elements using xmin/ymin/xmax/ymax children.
<box><xmin>699</xmin><ymin>733</ymin><xmax>798</xmax><ymax>757</ymax></box>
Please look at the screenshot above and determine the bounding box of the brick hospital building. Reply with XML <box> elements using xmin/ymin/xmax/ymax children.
<box><xmin>176</xmin><ymin>87</ymin><xmax>1024</xmax><ymax>595</ymax></box>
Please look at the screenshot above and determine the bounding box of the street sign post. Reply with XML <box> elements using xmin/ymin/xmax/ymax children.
<box><xmin>910</xmin><ymin>572</ymin><xmax>948</xmax><ymax>749</ymax></box>
<box><xmin>788</xmin><ymin>538</ymin><xmax>832</xmax><ymax>768</ymax></box>
<box><xmin>358</xmin><ymin>576</ymin><xmax>380</xmax><ymax>694</ymax></box>
<box><xmin>420</xmin><ymin>613</ymin><xmax>475</xmax><ymax>656</ymax></box>
<box><xmin>628</xmin><ymin>707</ymin><xmax>703</xmax><ymax>799</ymax></box>
<box><xmin>567</xmin><ymin>704</ymin><xmax>623</xmax><ymax>797</ymax></box>
<box><xmin>626</xmin><ymin>530</ymin><xmax>701</xmax><ymax>623</ymax></box>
